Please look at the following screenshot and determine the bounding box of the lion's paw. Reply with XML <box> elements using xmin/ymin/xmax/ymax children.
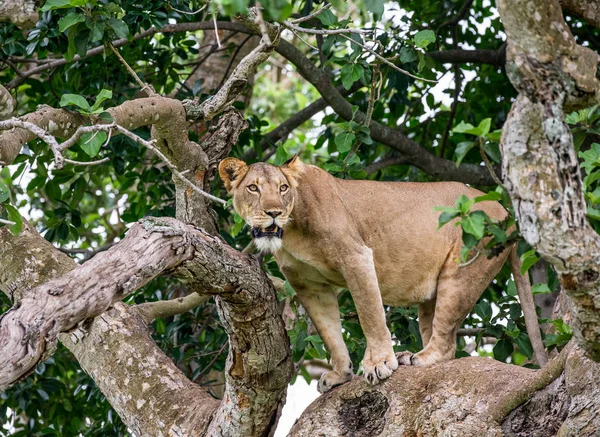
<box><xmin>362</xmin><ymin>355</ymin><xmax>398</xmax><ymax>385</ymax></box>
<box><xmin>317</xmin><ymin>369</ymin><xmax>353</xmax><ymax>394</ymax></box>
<box><xmin>396</xmin><ymin>351</ymin><xmax>428</xmax><ymax>366</ymax></box>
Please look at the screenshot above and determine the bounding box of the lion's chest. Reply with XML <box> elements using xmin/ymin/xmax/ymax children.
<box><xmin>276</xmin><ymin>235</ymin><xmax>346</xmax><ymax>288</ymax></box>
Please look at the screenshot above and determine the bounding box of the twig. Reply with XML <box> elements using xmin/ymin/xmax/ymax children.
<box><xmin>338</xmin><ymin>34</ymin><xmax>437</xmax><ymax>83</ymax></box>
<box><xmin>64</xmin><ymin>157</ymin><xmax>110</xmax><ymax>166</ymax></box>
<box><xmin>0</xmin><ymin>118</ymin><xmax>64</xmax><ymax>166</ymax></box>
<box><xmin>107</xmin><ymin>43</ymin><xmax>155</xmax><ymax>95</ymax></box>
<box><xmin>192</xmin><ymin>341</ymin><xmax>229</xmax><ymax>381</ymax></box>
<box><xmin>344</xmin><ymin>57</ymin><xmax>382</xmax><ymax>162</ymax></box>
<box><xmin>110</xmin><ymin>124</ymin><xmax>228</xmax><ymax>206</ymax></box>
<box><xmin>213</xmin><ymin>14</ymin><xmax>222</xmax><ymax>48</ymax></box>
<box><xmin>282</xmin><ymin>20</ymin><xmax>369</xmax><ymax>35</ymax></box>
<box><xmin>167</xmin><ymin>2</ymin><xmax>208</xmax><ymax>15</ymax></box>
<box><xmin>479</xmin><ymin>143</ymin><xmax>504</xmax><ymax>188</ymax></box>
<box><xmin>0</xmin><ymin>218</ymin><xmax>17</xmax><ymax>226</ymax></box>
<box><xmin>458</xmin><ymin>249</ymin><xmax>481</xmax><ymax>267</ymax></box>
<box><xmin>288</xmin><ymin>28</ymin><xmax>318</xmax><ymax>51</ymax></box>
<box><xmin>456</xmin><ymin>327</ymin><xmax>486</xmax><ymax>336</ymax></box>
<box><xmin>291</xmin><ymin>3</ymin><xmax>333</xmax><ymax>24</ymax></box>
<box><xmin>255</xmin><ymin>3</ymin><xmax>272</xmax><ymax>46</ymax></box>
<box><xmin>59</xmin><ymin>241</ymin><xmax>117</xmax><ymax>262</ymax></box>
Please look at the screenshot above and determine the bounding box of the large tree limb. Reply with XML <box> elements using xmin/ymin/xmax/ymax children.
<box><xmin>560</xmin><ymin>0</ymin><xmax>600</xmax><ymax>29</ymax></box>
<box><xmin>498</xmin><ymin>0</ymin><xmax>600</xmax><ymax>360</ymax></box>
<box><xmin>0</xmin><ymin>216</ymin><xmax>292</xmax><ymax>436</ymax></box>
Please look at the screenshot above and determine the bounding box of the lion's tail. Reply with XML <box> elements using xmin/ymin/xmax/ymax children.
<box><xmin>509</xmin><ymin>246</ymin><xmax>549</xmax><ymax>366</ymax></box>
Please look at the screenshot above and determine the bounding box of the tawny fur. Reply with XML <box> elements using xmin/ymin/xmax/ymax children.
<box><xmin>219</xmin><ymin>157</ymin><xmax>546</xmax><ymax>393</ymax></box>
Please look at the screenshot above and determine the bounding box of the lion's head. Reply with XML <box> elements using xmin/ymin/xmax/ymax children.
<box><xmin>218</xmin><ymin>156</ymin><xmax>305</xmax><ymax>253</ymax></box>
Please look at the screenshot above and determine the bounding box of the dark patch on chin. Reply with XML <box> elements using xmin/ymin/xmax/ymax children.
<box><xmin>252</xmin><ymin>226</ymin><xmax>283</xmax><ymax>239</ymax></box>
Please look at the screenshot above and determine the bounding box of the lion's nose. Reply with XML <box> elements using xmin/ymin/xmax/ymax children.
<box><xmin>265</xmin><ymin>210</ymin><xmax>282</xmax><ymax>218</ymax></box>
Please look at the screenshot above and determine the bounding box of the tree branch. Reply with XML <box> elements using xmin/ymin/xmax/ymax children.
<box><xmin>426</xmin><ymin>47</ymin><xmax>506</xmax><ymax>66</ymax></box>
<box><xmin>498</xmin><ymin>0</ymin><xmax>600</xmax><ymax>360</ymax></box>
<box><xmin>560</xmin><ymin>0</ymin><xmax>600</xmax><ymax>29</ymax></box>
<box><xmin>136</xmin><ymin>292</ymin><xmax>210</xmax><ymax>324</ymax></box>
<box><xmin>274</xmin><ymin>39</ymin><xmax>496</xmax><ymax>185</ymax></box>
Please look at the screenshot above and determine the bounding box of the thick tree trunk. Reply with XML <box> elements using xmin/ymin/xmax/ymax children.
<box><xmin>498</xmin><ymin>0</ymin><xmax>600</xmax><ymax>360</ymax></box>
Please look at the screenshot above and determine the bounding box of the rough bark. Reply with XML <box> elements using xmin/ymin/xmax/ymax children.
<box><xmin>65</xmin><ymin>303</ymin><xmax>220</xmax><ymax>437</ymax></box>
<box><xmin>560</xmin><ymin>0</ymin><xmax>600</xmax><ymax>29</ymax></box>
<box><xmin>498</xmin><ymin>0</ymin><xmax>600</xmax><ymax>360</ymax></box>
<box><xmin>290</xmin><ymin>345</ymin><xmax>600</xmax><ymax>436</ymax></box>
<box><xmin>0</xmin><ymin>0</ymin><xmax>37</xmax><ymax>28</ymax></box>
<box><xmin>0</xmin><ymin>215</ymin><xmax>292</xmax><ymax>436</ymax></box>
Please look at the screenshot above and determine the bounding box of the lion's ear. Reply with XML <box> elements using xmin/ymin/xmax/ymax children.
<box><xmin>281</xmin><ymin>155</ymin><xmax>305</xmax><ymax>186</ymax></box>
<box><xmin>219</xmin><ymin>158</ymin><xmax>248</xmax><ymax>192</ymax></box>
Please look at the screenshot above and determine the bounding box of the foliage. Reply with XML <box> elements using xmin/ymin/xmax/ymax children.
<box><xmin>0</xmin><ymin>0</ymin><xmax>596</xmax><ymax>434</ymax></box>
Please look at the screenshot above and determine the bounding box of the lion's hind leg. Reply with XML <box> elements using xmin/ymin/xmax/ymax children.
<box><xmin>399</xmin><ymin>247</ymin><xmax>508</xmax><ymax>366</ymax></box>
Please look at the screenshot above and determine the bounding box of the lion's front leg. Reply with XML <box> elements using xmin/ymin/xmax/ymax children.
<box><xmin>339</xmin><ymin>247</ymin><xmax>398</xmax><ymax>385</ymax></box>
<box><xmin>292</xmin><ymin>281</ymin><xmax>354</xmax><ymax>393</ymax></box>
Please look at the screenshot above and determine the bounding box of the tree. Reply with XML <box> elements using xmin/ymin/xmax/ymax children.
<box><xmin>1</xmin><ymin>0</ymin><xmax>600</xmax><ymax>435</ymax></box>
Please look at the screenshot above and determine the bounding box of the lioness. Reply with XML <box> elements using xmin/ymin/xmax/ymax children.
<box><xmin>219</xmin><ymin>156</ymin><xmax>545</xmax><ymax>393</ymax></box>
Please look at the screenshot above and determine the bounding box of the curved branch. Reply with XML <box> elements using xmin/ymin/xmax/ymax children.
<box><xmin>274</xmin><ymin>39</ymin><xmax>496</xmax><ymax>185</ymax></box>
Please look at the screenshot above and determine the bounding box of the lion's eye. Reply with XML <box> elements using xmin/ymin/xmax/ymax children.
<box><xmin>247</xmin><ymin>184</ymin><xmax>259</xmax><ymax>192</ymax></box>
<box><xmin>280</xmin><ymin>184</ymin><xmax>289</xmax><ymax>192</ymax></box>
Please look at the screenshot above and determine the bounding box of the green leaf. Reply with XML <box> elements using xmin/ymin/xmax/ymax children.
<box><xmin>88</xmin><ymin>20</ymin><xmax>105</xmax><ymax>42</ymax></box>
<box><xmin>91</xmin><ymin>89</ymin><xmax>113</xmax><ymax>113</ymax></box>
<box><xmin>321</xmin><ymin>35</ymin><xmax>338</xmax><ymax>55</ymax></box>
<box><xmin>461</xmin><ymin>212</ymin><xmax>486</xmax><ymax>239</ymax></box>
<box><xmin>474</xmin><ymin>300</ymin><xmax>492</xmax><ymax>322</ymax></box>
<box><xmin>79</xmin><ymin>131</ymin><xmax>107</xmax><ymax>157</ymax></box>
<box><xmin>41</xmin><ymin>0</ymin><xmax>88</xmax><ymax>11</ymax></box>
<box><xmin>317</xmin><ymin>9</ymin><xmax>337</xmax><ymax>26</ymax></box>
<box><xmin>437</xmin><ymin>210</ymin><xmax>459</xmax><ymax>228</ymax></box>
<box><xmin>108</xmin><ymin>18</ymin><xmax>129</xmax><ymax>39</ymax></box>
<box><xmin>414</xmin><ymin>30</ymin><xmax>436</xmax><ymax>48</ymax></box>
<box><xmin>0</xmin><ymin>180</ymin><xmax>9</xmax><ymax>203</ymax></box>
<box><xmin>364</xmin><ymin>0</ymin><xmax>385</xmax><ymax>17</ymax></box>
<box><xmin>474</xmin><ymin>191</ymin><xmax>502</xmax><ymax>202</ymax></box>
<box><xmin>532</xmin><ymin>283</ymin><xmax>552</xmax><ymax>295</ymax></box>
<box><xmin>453</xmin><ymin>118</ymin><xmax>492</xmax><ymax>137</ymax></box>
<box><xmin>493</xmin><ymin>337</ymin><xmax>514</xmax><ymax>362</ymax></box>
<box><xmin>486</xmin><ymin>129</ymin><xmax>502</xmax><ymax>141</ymax></box>
<box><xmin>477</xmin><ymin>118</ymin><xmax>491</xmax><ymax>137</ymax></box>
<box><xmin>399</xmin><ymin>46</ymin><xmax>418</xmax><ymax>64</ymax></box>
<box><xmin>482</xmin><ymin>142</ymin><xmax>502</xmax><ymax>163</ymax></box>
<box><xmin>65</xmin><ymin>31</ymin><xmax>77</xmax><ymax>62</ymax></box>
<box><xmin>341</xmin><ymin>63</ymin><xmax>364</xmax><ymax>90</ymax></box>
<box><xmin>60</xmin><ymin>93</ymin><xmax>91</xmax><ymax>112</ymax></box>
<box><xmin>520</xmin><ymin>249</ymin><xmax>540</xmax><ymax>275</ymax></box>
<box><xmin>456</xmin><ymin>194</ymin><xmax>474</xmax><ymax>214</ymax></box>
<box><xmin>45</xmin><ymin>180</ymin><xmax>62</xmax><ymax>201</ymax></box>
<box><xmin>514</xmin><ymin>332</ymin><xmax>533</xmax><ymax>359</ymax></box>
<box><xmin>335</xmin><ymin>132</ymin><xmax>355</xmax><ymax>153</ymax></box>
<box><xmin>3</xmin><ymin>204</ymin><xmax>22</xmax><ymax>235</ymax></box>
<box><xmin>356</xmin><ymin>126</ymin><xmax>373</xmax><ymax>145</ymax></box>
<box><xmin>58</xmin><ymin>12</ymin><xmax>85</xmax><ymax>32</ymax></box>
<box><xmin>506</xmin><ymin>279</ymin><xmax>518</xmax><ymax>297</ymax></box>
<box><xmin>454</xmin><ymin>141</ymin><xmax>476</xmax><ymax>167</ymax></box>
<box><xmin>274</xmin><ymin>144</ymin><xmax>290</xmax><ymax>166</ymax></box>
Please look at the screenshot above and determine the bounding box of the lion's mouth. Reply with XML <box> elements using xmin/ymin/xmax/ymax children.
<box><xmin>252</xmin><ymin>224</ymin><xmax>283</xmax><ymax>239</ymax></box>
